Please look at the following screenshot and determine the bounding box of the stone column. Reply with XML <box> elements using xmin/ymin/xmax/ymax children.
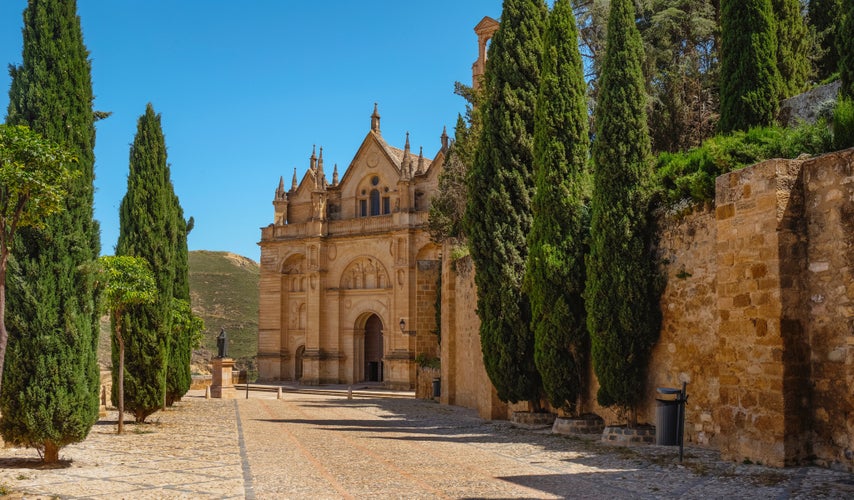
<box><xmin>211</xmin><ymin>357</ymin><xmax>237</xmax><ymax>399</ymax></box>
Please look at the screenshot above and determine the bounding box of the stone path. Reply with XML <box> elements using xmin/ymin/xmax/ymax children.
<box><xmin>1</xmin><ymin>387</ymin><xmax>853</xmax><ymax>498</ymax></box>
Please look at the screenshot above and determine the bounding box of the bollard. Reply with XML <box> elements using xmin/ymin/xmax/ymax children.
<box><xmin>204</xmin><ymin>385</ymin><xmax>211</xmax><ymax>399</ymax></box>
<box><xmin>277</xmin><ymin>386</ymin><xmax>282</xmax><ymax>399</ymax></box>
<box><xmin>347</xmin><ymin>385</ymin><xmax>353</xmax><ymax>400</ymax></box>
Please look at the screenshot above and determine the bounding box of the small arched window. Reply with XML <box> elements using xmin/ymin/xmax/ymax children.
<box><xmin>370</xmin><ymin>189</ymin><xmax>381</xmax><ymax>216</ymax></box>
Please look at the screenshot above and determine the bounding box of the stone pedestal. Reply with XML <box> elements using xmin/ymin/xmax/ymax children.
<box><xmin>211</xmin><ymin>357</ymin><xmax>236</xmax><ymax>399</ymax></box>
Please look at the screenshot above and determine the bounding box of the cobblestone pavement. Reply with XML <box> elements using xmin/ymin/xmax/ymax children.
<box><xmin>1</xmin><ymin>387</ymin><xmax>853</xmax><ymax>499</ymax></box>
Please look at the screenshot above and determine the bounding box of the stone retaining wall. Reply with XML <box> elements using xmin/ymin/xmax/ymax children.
<box><xmin>442</xmin><ymin>149</ymin><xmax>854</xmax><ymax>471</ymax></box>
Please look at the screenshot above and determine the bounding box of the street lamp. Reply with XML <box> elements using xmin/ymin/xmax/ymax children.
<box><xmin>399</xmin><ymin>318</ymin><xmax>416</xmax><ymax>336</ymax></box>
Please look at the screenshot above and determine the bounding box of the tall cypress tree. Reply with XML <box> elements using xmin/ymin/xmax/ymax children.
<box><xmin>839</xmin><ymin>1</ymin><xmax>854</xmax><ymax>99</ymax></box>
<box><xmin>773</xmin><ymin>0</ymin><xmax>810</xmax><ymax>98</ymax></box>
<box><xmin>526</xmin><ymin>0</ymin><xmax>590</xmax><ymax>414</ymax></box>
<box><xmin>719</xmin><ymin>0</ymin><xmax>780</xmax><ymax>132</ymax></box>
<box><xmin>585</xmin><ymin>0</ymin><xmax>660</xmax><ymax>423</ymax></box>
<box><xmin>808</xmin><ymin>0</ymin><xmax>841</xmax><ymax>82</ymax></box>
<box><xmin>464</xmin><ymin>0</ymin><xmax>547</xmax><ymax>407</ymax></box>
<box><xmin>114</xmin><ymin>103</ymin><xmax>175</xmax><ymax>422</ymax></box>
<box><xmin>0</xmin><ymin>0</ymin><xmax>101</xmax><ymax>463</ymax></box>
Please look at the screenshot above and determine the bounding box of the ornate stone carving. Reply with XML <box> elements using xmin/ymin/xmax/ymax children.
<box><xmin>340</xmin><ymin>257</ymin><xmax>390</xmax><ymax>290</ymax></box>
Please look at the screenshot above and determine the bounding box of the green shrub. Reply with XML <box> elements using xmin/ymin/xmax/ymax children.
<box><xmin>833</xmin><ymin>97</ymin><xmax>854</xmax><ymax>150</ymax></box>
<box><xmin>655</xmin><ymin>121</ymin><xmax>833</xmax><ymax>205</ymax></box>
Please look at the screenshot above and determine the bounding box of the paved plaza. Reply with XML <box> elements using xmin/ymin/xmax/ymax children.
<box><xmin>1</xmin><ymin>386</ymin><xmax>853</xmax><ymax>499</ymax></box>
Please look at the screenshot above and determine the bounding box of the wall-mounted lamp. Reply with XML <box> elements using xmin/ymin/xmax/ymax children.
<box><xmin>399</xmin><ymin>318</ymin><xmax>416</xmax><ymax>336</ymax></box>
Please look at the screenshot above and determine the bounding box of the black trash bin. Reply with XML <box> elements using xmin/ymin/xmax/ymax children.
<box><xmin>432</xmin><ymin>377</ymin><xmax>441</xmax><ymax>398</ymax></box>
<box><xmin>656</xmin><ymin>388</ymin><xmax>680</xmax><ymax>446</ymax></box>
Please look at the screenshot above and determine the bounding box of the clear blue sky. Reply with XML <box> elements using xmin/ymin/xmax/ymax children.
<box><xmin>1</xmin><ymin>1</ymin><xmax>501</xmax><ymax>262</ymax></box>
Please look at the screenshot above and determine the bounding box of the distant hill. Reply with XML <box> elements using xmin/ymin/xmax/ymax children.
<box><xmin>98</xmin><ymin>250</ymin><xmax>260</xmax><ymax>376</ymax></box>
<box><xmin>189</xmin><ymin>250</ymin><xmax>259</xmax><ymax>372</ymax></box>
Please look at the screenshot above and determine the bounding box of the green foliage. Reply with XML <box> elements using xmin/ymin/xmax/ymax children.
<box><xmin>167</xmin><ymin>298</ymin><xmax>203</xmax><ymax>403</ymax></box>
<box><xmin>114</xmin><ymin>103</ymin><xmax>177</xmax><ymax>422</ymax></box>
<box><xmin>839</xmin><ymin>1</ymin><xmax>854</xmax><ymax>99</ymax></box>
<box><xmin>415</xmin><ymin>353</ymin><xmax>441</xmax><ymax>370</ymax></box>
<box><xmin>428</xmin><ymin>115</ymin><xmax>475</xmax><ymax>242</ymax></box>
<box><xmin>1</xmin><ymin>0</ymin><xmax>101</xmax><ymax>463</ymax></box>
<box><xmin>773</xmin><ymin>0</ymin><xmax>811</xmax><ymax>98</ymax></box>
<box><xmin>719</xmin><ymin>0</ymin><xmax>781</xmax><ymax>132</ymax></box>
<box><xmin>0</xmin><ymin>125</ymin><xmax>78</xmax><ymax>237</ymax></box>
<box><xmin>638</xmin><ymin>0</ymin><xmax>720</xmax><ymax>152</ymax></box>
<box><xmin>832</xmin><ymin>97</ymin><xmax>854</xmax><ymax>150</ymax></box>
<box><xmin>464</xmin><ymin>0</ymin><xmax>547</xmax><ymax>406</ymax></box>
<box><xmin>655</xmin><ymin>121</ymin><xmax>834</xmax><ymax>204</ymax></box>
<box><xmin>95</xmin><ymin>256</ymin><xmax>157</xmax><ymax>313</ymax></box>
<box><xmin>526</xmin><ymin>0</ymin><xmax>590</xmax><ymax>414</ymax></box>
<box><xmin>585</xmin><ymin>0</ymin><xmax>660</xmax><ymax>417</ymax></box>
<box><xmin>808</xmin><ymin>0</ymin><xmax>842</xmax><ymax>82</ymax></box>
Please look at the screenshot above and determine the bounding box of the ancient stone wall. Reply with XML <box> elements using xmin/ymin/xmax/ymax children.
<box><xmin>802</xmin><ymin>151</ymin><xmax>854</xmax><ymax>470</ymax></box>
<box><xmin>440</xmin><ymin>149</ymin><xmax>854</xmax><ymax>471</ymax></box>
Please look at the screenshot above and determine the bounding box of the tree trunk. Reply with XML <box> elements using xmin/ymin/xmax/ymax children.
<box><xmin>116</xmin><ymin>311</ymin><xmax>125</xmax><ymax>435</ymax></box>
<box><xmin>43</xmin><ymin>441</ymin><xmax>59</xmax><ymax>463</ymax></box>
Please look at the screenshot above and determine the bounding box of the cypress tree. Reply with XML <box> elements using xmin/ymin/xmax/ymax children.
<box><xmin>585</xmin><ymin>0</ymin><xmax>660</xmax><ymax>423</ymax></box>
<box><xmin>0</xmin><ymin>0</ymin><xmax>101</xmax><ymax>463</ymax></box>
<box><xmin>165</xmin><ymin>205</ymin><xmax>191</xmax><ymax>406</ymax></box>
<box><xmin>719</xmin><ymin>0</ymin><xmax>781</xmax><ymax>132</ymax></box>
<box><xmin>773</xmin><ymin>0</ymin><xmax>811</xmax><ymax>98</ymax></box>
<box><xmin>114</xmin><ymin>103</ymin><xmax>175</xmax><ymax>422</ymax></box>
<box><xmin>839</xmin><ymin>1</ymin><xmax>854</xmax><ymax>99</ymax></box>
<box><xmin>526</xmin><ymin>0</ymin><xmax>590</xmax><ymax>414</ymax></box>
<box><xmin>464</xmin><ymin>0</ymin><xmax>547</xmax><ymax>406</ymax></box>
<box><xmin>808</xmin><ymin>0</ymin><xmax>841</xmax><ymax>82</ymax></box>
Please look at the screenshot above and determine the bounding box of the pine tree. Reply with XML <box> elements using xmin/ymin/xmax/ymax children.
<box><xmin>585</xmin><ymin>0</ymin><xmax>661</xmax><ymax>423</ymax></box>
<box><xmin>0</xmin><ymin>0</ymin><xmax>101</xmax><ymax>463</ymax></box>
<box><xmin>464</xmin><ymin>0</ymin><xmax>547</xmax><ymax>406</ymax></box>
<box><xmin>114</xmin><ymin>103</ymin><xmax>176</xmax><ymax>422</ymax></box>
<box><xmin>526</xmin><ymin>0</ymin><xmax>590</xmax><ymax>414</ymax></box>
<box><xmin>808</xmin><ymin>0</ymin><xmax>841</xmax><ymax>82</ymax></box>
<box><xmin>719</xmin><ymin>0</ymin><xmax>781</xmax><ymax>132</ymax></box>
<box><xmin>839</xmin><ymin>1</ymin><xmax>854</xmax><ymax>99</ymax></box>
<box><xmin>773</xmin><ymin>0</ymin><xmax>811</xmax><ymax>98</ymax></box>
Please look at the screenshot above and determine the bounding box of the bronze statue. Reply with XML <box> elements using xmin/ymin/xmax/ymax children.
<box><xmin>217</xmin><ymin>328</ymin><xmax>228</xmax><ymax>358</ymax></box>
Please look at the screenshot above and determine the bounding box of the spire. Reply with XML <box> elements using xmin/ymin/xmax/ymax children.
<box><xmin>371</xmin><ymin>102</ymin><xmax>381</xmax><ymax>134</ymax></box>
<box><xmin>317</xmin><ymin>147</ymin><xmax>326</xmax><ymax>189</ymax></box>
<box><xmin>417</xmin><ymin>146</ymin><xmax>425</xmax><ymax>175</ymax></box>
<box><xmin>276</xmin><ymin>176</ymin><xmax>285</xmax><ymax>199</ymax></box>
<box><xmin>292</xmin><ymin>167</ymin><xmax>298</xmax><ymax>191</ymax></box>
<box><xmin>441</xmin><ymin>125</ymin><xmax>449</xmax><ymax>152</ymax></box>
<box><xmin>310</xmin><ymin>145</ymin><xmax>317</xmax><ymax>171</ymax></box>
<box><xmin>400</xmin><ymin>132</ymin><xmax>411</xmax><ymax>180</ymax></box>
<box><xmin>332</xmin><ymin>163</ymin><xmax>339</xmax><ymax>185</ymax></box>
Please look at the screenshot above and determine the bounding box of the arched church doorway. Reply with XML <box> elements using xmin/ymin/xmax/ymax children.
<box><xmin>295</xmin><ymin>345</ymin><xmax>305</xmax><ymax>381</ymax></box>
<box><xmin>364</xmin><ymin>314</ymin><xmax>383</xmax><ymax>382</ymax></box>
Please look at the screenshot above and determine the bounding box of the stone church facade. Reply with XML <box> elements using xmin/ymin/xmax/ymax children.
<box><xmin>257</xmin><ymin>106</ymin><xmax>446</xmax><ymax>389</ymax></box>
<box><xmin>257</xmin><ymin>16</ymin><xmax>498</xmax><ymax>389</ymax></box>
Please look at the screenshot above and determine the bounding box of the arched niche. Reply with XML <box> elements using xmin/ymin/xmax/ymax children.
<box><xmin>281</xmin><ymin>254</ymin><xmax>306</xmax><ymax>292</ymax></box>
<box><xmin>340</xmin><ymin>256</ymin><xmax>390</xmax><ymax>290</ymax></box>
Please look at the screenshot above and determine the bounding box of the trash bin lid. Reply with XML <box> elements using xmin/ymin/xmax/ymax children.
<box><xmin>657</xmin><ymin>387</ymin><xmax>681</xmax><ymax>395</ymax></box>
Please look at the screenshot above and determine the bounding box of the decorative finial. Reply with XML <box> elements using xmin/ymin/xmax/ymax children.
<box><xmin>441</xmin><ymin>125</ymin><xmax>449</xmax><ymax>152</ymax></box>
<box><xmin>276</xmin><ymin>176</ymin><xmax>285</xmax><ymax>199</ymax></box>
<box><xmin>417</xmin><ymin>146</ymin><xmax>425</xmax><ymax>174</ymax></box>
<box><xmin>371</xmin><ymin>103</ymin><xmax>381</xmax><ymax>134</ymax></box>
<box><xmin>292</xmin><ymin>167</ymin><xmax>298</xmax><ymax>191</ymax></box>
<box><xmin>332</xmin><ymin>163</ymin><xmax>339</xmax><ymax>185</ymax></box>
<box><xmin>310</xmin><ymin>145</ymin><xmax>317</xmax><ymax>171</ymax></box>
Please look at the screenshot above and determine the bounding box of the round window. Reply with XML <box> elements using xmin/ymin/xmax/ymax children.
<box><xmin>371</xmin><ymin>176</ymin><xmax>380</xmax><ymax>186</ymax></box>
